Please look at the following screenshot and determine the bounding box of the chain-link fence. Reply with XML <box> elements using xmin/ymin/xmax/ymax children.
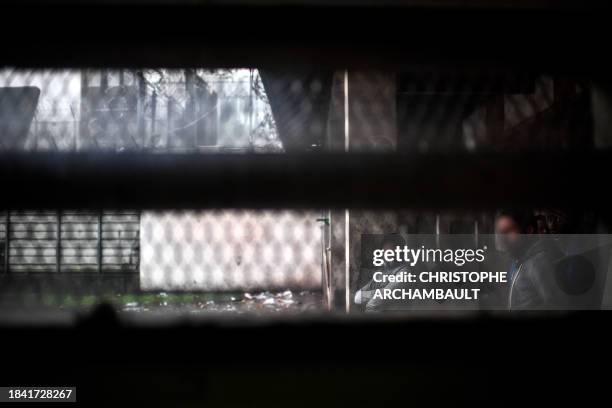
<box><xmin>0</xmin><ymin>66</ymin><xmax>609</xmax><ymax>316</ymax></box>
<box><xmin>1</xmin><ymin>69</ymin><xmax>596</xmax><ymax>154</ymax></box>
<box><xmin>0</xmin><ymin>68</ymin><xmax>282</xmax><ymax>152</ymax></box>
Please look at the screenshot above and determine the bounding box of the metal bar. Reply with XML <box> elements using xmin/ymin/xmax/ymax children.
<box><xmin>0</xmin><ymin>151</ymin><xmax>611</xmax><ymax>210</ymax></box>
<box><xmin>2</xmin><ymin>0</ymin><xmax>606</xmax><ymax>7</ymax></box>
<box><xmin>345</xmin><ymin>209</ymin><xmax>350</xmax><ymax>313</ymax></box>
<box><xmin>0</xmin><ymin>5</ymin><xmax>611</xmax><ymax>73</ymax></box>
<box><xmin>343</xmin><ymin>70</ymin><xmax>350</xmax><ymax>313</ymax></box>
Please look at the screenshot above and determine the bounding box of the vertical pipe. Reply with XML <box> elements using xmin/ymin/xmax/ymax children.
<box><xmin>319</xmin><ymin>212</ymin><xmax>333</xmax><ymax>311</ymax></box>
<box><xmin>345</xmin><ymin>209</ymin><xmax>350</xmax><ymax>313</ymax></box>
<box><xmin>319</xmin><ymin>215</ymin><xmax>329</xmax><ymax>310</ymax></box>
<box><xmin>327</xmin><ymin>210</ymin><xmax>333</xmax><ymax>309</ymax></box>
<box><xmin>56</xmin><ymin>210</ymin><xmax>62</xmax><ymax>273</ymax></box>
<box><xmin>249</xmin><ymin>69</ymin><xmax>254</xmax><ymax>149</ymax></box>
<box><xmin>97</xmin><ymin>211</ymin><xmax>103</xmax><ymax>274</ymax></box>
<box><xmin>344</xmin><ymin>70</ymin><xmax>350</xmax><ymax>313</ymax></box>
<box><xmin>344</xmin><ymin>70</ymin><xmax>350</xmax><ymax>152</ymax></box>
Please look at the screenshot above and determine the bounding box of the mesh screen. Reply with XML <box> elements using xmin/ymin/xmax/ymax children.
<box><xmin>0</xmin><ymin>67</ymin><xmax>606</xmax><ymax>315</ymax></box>
<box><xmin>0</xmin><ymin>68</ymin><xmax>282</xmax><ymax>152</ymax></box>
<box><xmin>140</xmin><ymin>210</ymin><xmax>322</xmax><ymax>291</ymax></box>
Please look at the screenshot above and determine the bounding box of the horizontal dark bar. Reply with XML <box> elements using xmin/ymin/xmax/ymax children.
<box><xmin>0</xmin><ymin>151</ymin><xmax>610</xmax><ymax>210</ymax></box>
<box><xmin>1</xmin><ymin>5</ymin><xmax>611</xmax><ymax>72</ymax></box>
<box><xmin>6</xmin><ymin>0</ymin><xmax>611</xmax><ymax>8</ymax></box>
